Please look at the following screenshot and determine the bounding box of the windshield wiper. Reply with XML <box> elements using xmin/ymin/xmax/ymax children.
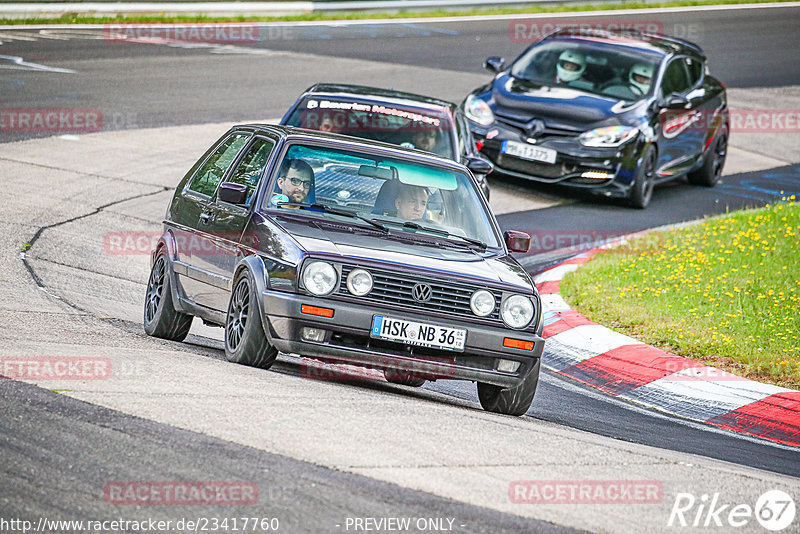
<box><xmin>276</xmin><ymin>202</ymin><xmax>389</xmax><ymax>233</ymax></box>
<box><xmin>378</xmin><ymin>220</ymin><xmax>488</xmax><ymax>250</ymax></box>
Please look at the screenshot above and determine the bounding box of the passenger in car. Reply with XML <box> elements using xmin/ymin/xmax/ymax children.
<box><xmin>276</xmin><ymin>158</ymin><xmax>314</xmax><ymax>203</ymax></box>
<box><xmin>395</xmin><ymin>183</ymin><xmax>429</xmax><ymax>221</ymax></box>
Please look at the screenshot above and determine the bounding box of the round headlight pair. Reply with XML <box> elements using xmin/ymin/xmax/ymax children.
<box><xmin>302</xmin><ymin>262</ymin><xmax>373</xmax><ymax>297</ymax></box>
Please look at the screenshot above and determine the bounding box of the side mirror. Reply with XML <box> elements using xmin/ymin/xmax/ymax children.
<box><xmin>483</xmin><ymin>56</ymin><xmax>506</xmax><ymax>74</ymax></box>
<box><xmin>218</xmin><ymin>182</ymin><xmax>249</xmax><ymax>205</ymax></box>
<box><xmin>661</xmin><ymin>93</ymin><xmax>689</xmax><ymax>109</ymax></box>
<box><xmin>504</xmin><ymin>230</ymin><xmax>530</xmax><ymax>253</ymax></box>
<box><xmin>466</xmin><ymin>156</ymin><xmax>494</xmax><ymax>176</ymax></box>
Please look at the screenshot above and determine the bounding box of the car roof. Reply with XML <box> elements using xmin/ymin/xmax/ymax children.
<box><xmin>545</xmin><ymin>28</ymin><xmax>705</xmax><ymax>59</ymax></box>
<box><xmin>298</xmin><ymin>83</ymin><xmax>458</xmax><ymax>114</ymax></box>
<box><xmin>233</xmin><ymin>123</ymin><xmax>466</xmax><ymax>170</ymax></box>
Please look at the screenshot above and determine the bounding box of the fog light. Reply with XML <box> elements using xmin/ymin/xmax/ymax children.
<box><xmin>580</xmin><ymin>171</ymin><xmax>612</xmax><ymax>179</ymax></box>
<box><xmin>497</xmin><ymin>359</ymin><xmax>520</xmax><ymax>373</ymax></box>
<box><xmin>301</xmin><ymin>327</ymin><xmax>327</xmax><ymax>342</ymax></box>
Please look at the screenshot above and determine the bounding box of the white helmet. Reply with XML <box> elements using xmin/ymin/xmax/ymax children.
<box><xmin>557</xmin><ymin>50</ymin><xmax>586</xmax><ymax>83</ymax></box>
<box><xmin>629</xmin><ymin>63</ymin><xmax>654</xmax><ymax>94</ymax></box>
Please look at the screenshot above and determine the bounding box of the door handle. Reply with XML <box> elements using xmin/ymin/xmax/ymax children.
<box><xmin>199</xmin><ymin>212</ymin><xmax>212</xmax><ymax>224</ymax></box>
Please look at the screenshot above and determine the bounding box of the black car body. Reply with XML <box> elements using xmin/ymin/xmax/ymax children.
<box><xmin>463</xmin><ymin>29</ymin><xmax>729</xmax><ymax>208</ymax></box>
<box><xmin>144</xmin><ymin>125</ymin><xmax>544</xmax><ymax>415</ymax></box>
<box><xmin>281</xmin><ymin>83</ymin><xmax>494</xmax><ymax>199</ymax></box>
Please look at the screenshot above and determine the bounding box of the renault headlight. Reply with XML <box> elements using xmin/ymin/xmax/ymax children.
<box><xmin>501</xmin><ymin>295</ymin><xmax>534</xmax><ymax>329</ymax></box>
<box><xmin>464</xmin><ymin>95</ymin><xmax>495</xmax><ymax>126</ymax></box>
<box><xmin>302</xmin><ymin>261</ymin><xmax>338</xmax><ymax>296</ymax></box>
<box><xmin>579</xmin><ymin>126</ymin><xmax>638</xmax><ymax>147</ymax></box>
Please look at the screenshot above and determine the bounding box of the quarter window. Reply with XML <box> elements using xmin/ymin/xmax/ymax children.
<box><xmin>660</xmin><ymin>58</ymin><xmax>692</xmax><ymax>96</ymax></box>
<box><xmin>227</xmin><ymin>137</ymin><xmax>276</xmax><ymax>204</ymax></box>
<box><xmin>187</xmin><ymin>133</ymin><xmax>249</xmax><ymax>197</ymax></box>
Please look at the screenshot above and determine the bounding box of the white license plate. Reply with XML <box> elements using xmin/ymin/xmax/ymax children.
<box><xmin>501</xmin><ymin>140</ymin><xmax>557</xmax><ymax>164</ymax></box>
<box><xmin>370</xmin><ymin>315</ymin><xmax>466</xmax><ymax>352</ymax></box>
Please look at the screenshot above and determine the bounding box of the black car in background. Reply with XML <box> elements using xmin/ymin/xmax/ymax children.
<box><xmin>463</xmin><ymin>29</ymin><xmax>729</xmax><ymax>208</ymax></box>
<box><xmin>144</xmin><ymin>125</ymin><xmax>544</xmax><ymax>416</ymax></box>
<box><xmin>281</xmin><ymin>83</ymin><xmax>494</xmax><ymax>199</ymax></box>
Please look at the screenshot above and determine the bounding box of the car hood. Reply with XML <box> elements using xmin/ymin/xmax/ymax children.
<box><xmin>277</xmin><ymin>217</ymin><xmax>533</xmax><ymax>292</ymax></box>
<box><xmin>490</xmin><ymin>74</ymin><xmax>634</xmax><ymax>129</ymax></box>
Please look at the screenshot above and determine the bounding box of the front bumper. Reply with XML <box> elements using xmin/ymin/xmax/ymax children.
<box><xmin>260</xmin><ymin>290</ymin><xmax>544</xmax><ymax>388</ymax></box>
<box><xmin>474</xmin><ymin>123</ymin><xmax>641</xmax><ymax>199</ymax></box>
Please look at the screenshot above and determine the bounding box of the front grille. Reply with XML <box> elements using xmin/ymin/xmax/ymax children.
<box><xmin>497</xmin><ymin>154</ymin><xmax>567</xmax><ymax>179</ymax></box>
<box><xmin>338</xmin><ymin>265</ymin><xmax>502</xmax><ymax>321</ymax></box>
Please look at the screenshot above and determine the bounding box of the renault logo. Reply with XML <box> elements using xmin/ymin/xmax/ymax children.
<box><xmin>411</xmin><ymin>283</ymin><xmax>432</xmax><ymax>302</ymax></box>
<box><xmin>526</xmin><ymin>119</ymin><xmax>546</xmax><ymax>139</ymax></box>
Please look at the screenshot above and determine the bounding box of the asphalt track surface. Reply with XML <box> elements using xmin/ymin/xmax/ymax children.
<box><xmin>1</xmin><ymin>5</ymin><xmax>800</xmax><ymax>532</ymax></box>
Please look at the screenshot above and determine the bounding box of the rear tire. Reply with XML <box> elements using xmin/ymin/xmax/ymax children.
<box><xmin>143</xmin><ymin>252</ymin><xmax>193</xmax><ymax>342</ymax></box>
<box><xmin>628</xmin><ymin>145</ymin><xmax>657</xmax><ymax>209</ymax></box>
<box><xmin>477</xmin><ymin>359</ymin><xmax>540</xmax><ymax>416</ymax></box>
<box><xmin>225</xmin><ymin>269</ymin><xmax>278</xmax><ymax>369</ymax></box>
<box><xmin>688</xmin><ymin>123</ymin><xmax>728</xmax><ymax>187</ymax></box>
<box><xmin>383</xmin><ymin>369</ymin><xmax>426</xmax><ymax>387</ymax></box>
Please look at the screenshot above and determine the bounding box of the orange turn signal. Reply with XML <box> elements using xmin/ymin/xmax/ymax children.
<box><xmin>503</xmin><ymin>337</ymin><xmax>534</xmax><ymax>351</ymax></box>
<box><xmin>301</xmin><ymin>304</ymin><xmax>334</xmax><ymax>318</ymax></box>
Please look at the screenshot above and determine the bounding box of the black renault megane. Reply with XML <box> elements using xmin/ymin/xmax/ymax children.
<box><xmin>462</xmin><ymin>29</ymin><xmax>729</xmax><ymax>208</ymax></box>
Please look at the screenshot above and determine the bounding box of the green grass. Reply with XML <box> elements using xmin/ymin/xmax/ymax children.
<box><xmin>560</xmin><ymin>198</ymin><xmax>800</xmax><ymax>389</ymax></box>
<box><xmin>1</xmin><ymin>0</ymin><xmax>795</xmax><ymax>25</ymax></box>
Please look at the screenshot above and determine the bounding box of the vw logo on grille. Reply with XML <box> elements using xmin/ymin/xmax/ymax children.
<box><xmin>411</xmin><ymin>283</ymin><xmax>433</xmax><ymax>302</ymax></box>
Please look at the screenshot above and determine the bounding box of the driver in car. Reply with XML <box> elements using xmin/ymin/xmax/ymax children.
<box><xmin>276</xmin><ymin>158</ymin><xmax>314</xmax><ymax>203</ymax></box>
<box><xmin>629</xmin><ymin>63</ymin><xmax>655</xmax><ymax>95</ymax></box>
<box><xmin>395</xmin><ymin>183</ymin><xmax>429</xmax><ymax>220</ymax></box>
<box><xmin>556</xmin><ymin>50</ymin><xmax>591</xmax><ymax>89</ymax></box>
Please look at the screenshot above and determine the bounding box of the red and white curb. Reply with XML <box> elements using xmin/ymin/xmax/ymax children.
<box><xmin>534</xmin><ymin>244</ymin><xmax>800</xmax><ymax>448</ymax></box>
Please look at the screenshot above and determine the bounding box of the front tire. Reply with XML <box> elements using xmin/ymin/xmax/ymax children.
<box><xmin>477</xmin><ymin>358</ymin><xmax>540</xmax><ymax>416</ymax></box>
<box><xmin>688</xmin><ymin>123</ymin><xmax>728</xmax><ymax>187</ymax></box>
<box><xmin>225</xmin><ymin>269</ymin><xmax>278</xmax><ymax>369</ymax></box>
<box><xmin>628</xmin><ymin>145</ymin><xmax>657</xmax><ymax>209</ymax></box>
<box><xmin>143</xmin><ymin>252</ymin><xmax>193</xmax><ymax>341</ymax></box>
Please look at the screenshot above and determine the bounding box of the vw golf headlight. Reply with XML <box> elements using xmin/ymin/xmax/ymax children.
<box><xmin>346</xmin><ymin>268</ymin><xmax>373</xmax><ymax>296</ymax></box>
<box><xmin>303</xmin><ymin>261</ymin><xmax>338</xmax><ymax>296</ymax></box>
<box><xmin>579</xmin><ymin>125</ymin><xmax>638</xmax><ymax>147</ymax></box>
<box><xmin>501</xmin><ymin>295</ymin><xmax>534</xmax><ymax>329</ymax></box>
<box><xmin>470</xmin><ymin>289</ymin><xmax>496</xmax><ymax>317</ymax></box>
<box><xmin>464</xmin><ymin>94</ymin><xmax>495</xmax><ymax>126</ymax></box>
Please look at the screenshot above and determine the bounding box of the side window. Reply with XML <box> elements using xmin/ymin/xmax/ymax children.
<box><xmin>227</xmin><ymin>137</ymin><xmax>275</xmax><ymax>204</ymax></box>
<box><xmin>187</xmin><ymin>133</ymin><xmax>249</xmax><ymax>197</ymax></box>
<box><xmin>660</xmin><ymin>58</ymin><xmax>691</xmax><ymax>96</ymax></box>
<box><xmin>685</xmin><ymin>57</ymin><xmax>703</xmax><ymax>87</ymax></box>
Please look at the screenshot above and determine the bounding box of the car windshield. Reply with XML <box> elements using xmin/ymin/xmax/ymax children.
<box><xmin>264</xmin><ymin>142</ymin><xmax>500</xmax><ymax>249</ymax></box>
<box><xmin>284</xmin><ymin>97</ymin><xmax>455</xmax><ymax>159</ymax></box>
<box><xmin>510</xmin><ymin>39</ymin><xmax>661</xmax><ymax>101</ymax></box>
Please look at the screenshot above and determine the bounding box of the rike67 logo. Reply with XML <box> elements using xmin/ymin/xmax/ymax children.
<box><xmin>668</xmin><ymin>490</ymin><xmax>796</xmax><ymax>531</ymax></box>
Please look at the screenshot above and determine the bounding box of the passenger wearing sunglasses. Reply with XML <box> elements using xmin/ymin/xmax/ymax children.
<box><xmin>276</xmin><ymin>158</ymin><xmax>314</xmax><ymax>203</ymax></box>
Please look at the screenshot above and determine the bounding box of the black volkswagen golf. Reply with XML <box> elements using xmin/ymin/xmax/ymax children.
<box><xmin>462</xmin><ymin>29</ymin><xmax>729</xmax><ymax>208</ymax></box>
<box><xmin>144</xmin><ymin>125</ymin><xmax>544</xmax><ymax>416</ymax></box>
